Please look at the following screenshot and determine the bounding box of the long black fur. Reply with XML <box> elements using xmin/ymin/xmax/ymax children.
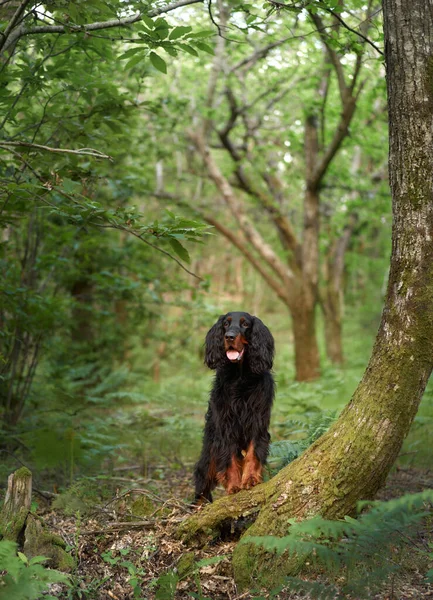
<box><xmin>194</xmin><ymin>311</ymin><xmax>275</xmax><ymax>502</ymax></box>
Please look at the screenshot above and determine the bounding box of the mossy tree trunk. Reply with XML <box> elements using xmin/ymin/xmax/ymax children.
<box><xmin>179</xmin><ymin>0</ymin><xmax>433</xmax><ymax>589</ymax></box>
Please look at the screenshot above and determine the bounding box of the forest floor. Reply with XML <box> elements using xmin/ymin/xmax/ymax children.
<box><xmin>42</xmin><ymin>463</ymin><xmax>433</xmax><ymax>600</ymax></box>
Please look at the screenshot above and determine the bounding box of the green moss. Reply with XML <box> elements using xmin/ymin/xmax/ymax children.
<box><xmin>23</xmin><ymin>515</ymin><xmax>75</xmax><ymax>572</ymax></box>
<box><xmin>177</xmin><ymin>551</ymin><xmax>196</xmax><ymax>578</ymax></box>
<box><xmin>14</xmin><ymin>467</ymin><xmax>32</xmax><ymax>480</ymax></box>
<box><xmin>0</xmin><ymin>468</ymin><xmax>32</xmax><ymax>542</ymax></box>
<box><xmin>425</xmin><ymin>57</ymin><xmax>433</xmax><ymax>105</ymax></box>
<box><xmin>0</xmin><ymin>507</ymin><xmax>29</xmax><ymax>542</ymax></box>
<box><xmin>130</xmin><ymin>496</ymin><xmax>155</xmax><ymax>517</ymax></box>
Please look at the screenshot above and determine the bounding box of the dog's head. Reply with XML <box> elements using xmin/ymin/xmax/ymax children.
<box><xmin>204</xmin><ymin>311</ymin><xmax>274</xmax><ymax>373</ymax></box>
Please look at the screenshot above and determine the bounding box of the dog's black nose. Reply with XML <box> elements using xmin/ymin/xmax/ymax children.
<box><xmin>225</xmin><ymin>332</ymin><xmax>236</xmax><ymax>341</ymax></box>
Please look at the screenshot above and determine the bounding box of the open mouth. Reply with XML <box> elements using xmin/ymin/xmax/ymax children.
<box><xmin>226</xmin><ymin>347</ymin><xmax>245</xmax><ymax>362</ymax></box>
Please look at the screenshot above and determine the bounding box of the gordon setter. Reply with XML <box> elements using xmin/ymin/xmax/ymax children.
<box><xmin>194</xmin><ymin>311</ymin><xmax>275</xmax><ymax>503</ymax></box>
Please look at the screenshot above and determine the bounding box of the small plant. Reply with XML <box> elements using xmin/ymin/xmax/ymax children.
<box><xmin>102</xmin><ymin>548</ymin><xmax>146</xmax><ymax>598</ymax></box>
<box><xmin>151</xmin><ymin>554</ymin><xmax>227</xmax><ymax>600</ymax></box>
<box><xmin>0</xmin><ymin>540</ymin><xmax>70</xmax><ymax>600</ymax></box>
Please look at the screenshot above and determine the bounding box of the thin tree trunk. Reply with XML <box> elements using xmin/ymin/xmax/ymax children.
<box><xmin>179</xmin><ymin>0</ymin><xmax>433</xmax><ymax>588</ymax></box>
<box><xmin>291</xmin><ymin>298</ymin><xmax>321</xmax><ymax>381</ymax></box>
<box><xmin>323</xmin><ymin>296</ymin><xmax>343</xmax><ymax>364</ymax></box>
<box><xmin>321</xmin><ymin>214</ymin><xmax>356</xmax><ymax>365</ymax></box>
<box><xmin>322</xmin><ymin>283</ymin><xmax>344</xmax><ymax>364</ymax></box>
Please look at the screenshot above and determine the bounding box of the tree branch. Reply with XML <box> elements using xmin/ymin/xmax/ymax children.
<box><xmin>230</xmin><ymin>36</ymin><xmax>292</xmax><ymax>73</ymax></box>
<box><xmin>308</xmin><ymin>10</ymin><xmax>347</xmax><ymax>104</ymax></box>
<box><xmin>190</xmin><ymin>129</ymin><xmax>295</xmax><ymax>289</ymax></box>
<box><xmin>323</xmin><ymin>5</ymin><xmax>383</xmax><ymax>56</ymax></box>
<box><xmin>311</xmin><ymin>83</ymin><xmax>363</xmax><ymax>189</ymax></box>
<box><xmin>204</xmin><ymin>216</ymin><xmax>291</xmax><ymax>304</ymax></box>
<box><xmin>0</xmin><ymin>141</ymin><xmax>112</xmax><ymax>160</ymax></box>
<box><xmin>203</xmin><ymin>0</ymin><xmax>228</xmax><ymax>138</ymax></box>
<box><xmin>1</xmin><ymin>0</ymin><xmax>203</xmax><ymax>53</ymax></box>
<box><xmin>0</xmin><ymin>0</ymin><xmax>31</xmax><ymax>52</ymax></box>
<box><xmin>215</xmin><ymin>87</ymin><xmax>301</xmax><ymax>259</ymax></box>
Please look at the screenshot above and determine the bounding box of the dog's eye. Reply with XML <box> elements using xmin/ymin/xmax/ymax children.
<box><xmin>242</xmin><ymin>322</ymin><xmax>249</xmax><ymax>328</ymax></box>
<box><xmin>224</xmin><ymin>321</ymin><xmax>229</xmax><ymax>327</ymax></box>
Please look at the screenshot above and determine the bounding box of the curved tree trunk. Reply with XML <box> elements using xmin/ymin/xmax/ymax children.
<box><xmin>179</xmin><ymin>0</ymin><xmax>433</xmax><ymax>588</ymax></box>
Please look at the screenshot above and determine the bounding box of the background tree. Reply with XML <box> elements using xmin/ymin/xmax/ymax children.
<box><xmin>153</xmin><ymin>0</ymin><xmax>385</xmax><ymax>380</ymax></box>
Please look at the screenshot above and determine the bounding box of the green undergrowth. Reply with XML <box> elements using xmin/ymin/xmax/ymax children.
<box><xmin>0</xmin><ymin>540</ymin><xmax>70</xmax><ymax>600</ymax></box>
<box><xmin>1</xmin><ymin>315</ymin><xmax>432</xmax><ymax>497</ymax></box>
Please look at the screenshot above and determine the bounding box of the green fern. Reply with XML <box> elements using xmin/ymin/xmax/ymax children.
<box><xmin>268</xmin><ymin>411</ymin><xmax>338</xmax><ymax>475</ymax></box>
<box><xmin>245</xmin><ymin>489</ymin><xmax>433</xmax><ymax>599</ymax></box>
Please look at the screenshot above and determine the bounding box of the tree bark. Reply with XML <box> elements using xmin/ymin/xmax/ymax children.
<box><xmin>291</xmin><ymin>292</ymin><xmax>321</xmax><ymax>381</ymax></box>
<box><xmin>179</xmin><ymin>0</ymin><xmax>433</xmax><ymax>588</ymax></box>
<box><xmin>322</xmin><ymin>292</ymin><xmax>343</xmax><ymax>364</ymax></box>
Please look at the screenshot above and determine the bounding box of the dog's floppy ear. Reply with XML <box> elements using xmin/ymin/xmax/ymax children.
<box><xmin>204</xmin><ymin>315</ymin><xmax>226</xmax><ymax>369</ymax></box>
<box><xmin>248</xmin><ymin>316</ymin><xmax>274</xmax><ymax>373</ymax></box>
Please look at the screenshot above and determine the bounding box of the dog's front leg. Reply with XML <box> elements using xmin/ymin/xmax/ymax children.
<box><xmin>241</xmin><ymin>442</ymin><xmax>263</xmax><ymax>489</ymax></box>
<box><xmin>217</xmin><ymin>455</ymin><xmax>242</xmax><ymax>494</ymax></box>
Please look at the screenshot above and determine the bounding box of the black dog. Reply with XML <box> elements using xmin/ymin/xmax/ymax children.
<box><xmin>194</xmin><ymin>311</ymin><xmax>275</xmax><ymax>502</ymax></box>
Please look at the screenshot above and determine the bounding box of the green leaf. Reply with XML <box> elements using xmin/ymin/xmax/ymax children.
<box><xmin>118</xmin><ymin>47</ymin><xmax>143</xmax><ymax>61</ymax></box>
<box><xmin>125</xmin><ymin>53</ymin><xmax>145</xmax><ymax>70</ymax></box>
<box><xmin>149</xmin><ymin>52</ymin><xmax>167</xmax><ymax>74</ymax></box>
<box><xmin>169</xmin><ymin>238</ymin><xmax>190</xmax><ymax>263</ymax></box>
<box><xmin>28</xmin><ymin>555</ymin><xmax>50</xmax><ymax>565</ymax></box>
<box><xmin>142</xmin><ymin>15</ymin><xmax>155</xmax><ymax>29</ymax></box>
<box><xmin>169</xmin><ymin>26</ymin><xmax>193</xmax><ymax>40</ymax></box>
<box><xmin>164</xmin><ymin>46</ymin><xmax>178</xmax><ymax>57</ymax></box>
<box><xmin>189</xmin><ymin>30</ymin><xmax>215</xmax><ymax>38</ymax></box>
<box><xmin>178</xmin><ymin>44</ymin><xmax>199</xmax><ymax>57</ymax></box>
<box><xmin>195</xmin><ymin>42</ymin><xmax>214</xmax><ymax>55</ymax></box>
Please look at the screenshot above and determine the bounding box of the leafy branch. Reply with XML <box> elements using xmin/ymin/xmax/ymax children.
<box><xmin>0</xmin><ymin>0</ymin><xmax>205</xmax><ymax>54</ymax></box>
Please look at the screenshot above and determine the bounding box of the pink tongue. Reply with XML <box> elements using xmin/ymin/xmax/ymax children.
<box><xmin>227</xmin><ymin>350</ymin><xmax>240</xmax><ymax>361</ymax></box>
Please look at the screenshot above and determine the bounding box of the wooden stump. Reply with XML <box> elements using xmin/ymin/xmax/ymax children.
<box><xmin>0</xmin><ymin>466</ymin><xmax>32</xmax><ymax>542</ymax></box>
<box><xmin>0</xmin><ymin>468</ymin><xmax>74</xmax><ymax>571</ymax></box>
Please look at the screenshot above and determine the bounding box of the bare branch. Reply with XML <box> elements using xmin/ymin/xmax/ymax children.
<box><xmin>311</xmin><ymin>83</ymin><xmax>363</xmax><ymax>188</ymax></box>
<box><xmin>0</xmin><ymin>141</ymin><xmax>112</xmax><ymax>160</ymax></box>
<box><xmin>189</xmin><ymin>129</ymin><xmax>295</xmax><ymax>287</ymax></box>
<box><xmin>308</xmin><ymin>10</ymin><xmax>347</xmax><ymax>103</ymax></box>
<box><xmin>153</xmin><ymin>190</ymin><xmax>291</xmax><ymax>304</ymax></box>
<box><xmin>230</xmin><ymin>36</ymin><xmax>292</xmax><ymax>73</ymax></box>
<box><xmin>206</xmin><ymin>216</ymin><xmax>291</xmax><ymax>304</ymax></box>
